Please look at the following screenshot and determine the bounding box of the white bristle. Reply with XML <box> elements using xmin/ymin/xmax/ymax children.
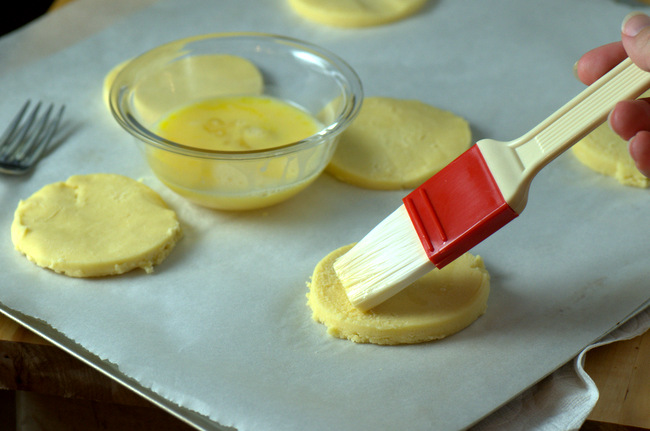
<box><xmin>333</xmin><ymin>204</ymin><xmax>436</xmax><ymax>311</ymax></box>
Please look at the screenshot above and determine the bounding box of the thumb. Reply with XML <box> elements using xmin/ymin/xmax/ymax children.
<box><xmin>621</xmin><ymin>12</ymin><xmax>650</xmax><ymax>71</ymax></box>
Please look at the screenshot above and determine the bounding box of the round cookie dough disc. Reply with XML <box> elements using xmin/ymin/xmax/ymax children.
<box><xmin>307</xmin><ymin>244</ymin><xmax>489</xmax><ymax>345</ymax></box>
<box><xmin>288</xmin><ymin>0</ymin><xmax>428</xmax><ymax>27</ymax></box>
<box><xmin>326</xmin><ymin>97</ymin><xmax>471</xmax><ymax>190</ymax></box>
<box><xmin>11</xmin><ymin>174</ymin><xmax>182</xmax><ymax>277</ymax></box>
<box><xmin>572</xmin><ymin>121</ymin><xmax>649</xmax><ymax>188</ymax></box>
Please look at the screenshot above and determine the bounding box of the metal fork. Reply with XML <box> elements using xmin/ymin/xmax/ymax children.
<box><xmin>0</xmin><ymin>100</ymin><xmax>65</xmax><ymax>175</ymax></box>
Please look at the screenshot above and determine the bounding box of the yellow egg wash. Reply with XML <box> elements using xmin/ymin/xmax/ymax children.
<box><xmin>147</xmin><ymin>95</ymin><xmax>327</xmax><ymax>210</ymax></box>
<box><xmin>156</xmin><ymin>96</ymin><xmax>320</xmax><ymax>151</ymax></box>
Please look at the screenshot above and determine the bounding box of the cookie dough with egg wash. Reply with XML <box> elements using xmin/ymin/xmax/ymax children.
<box><xmin>572</xmin><ymin>121</ymin><xmax>649</xmax><ymax>188</ymax></box>
<box><xmin>326</xmin><ymin>97</ymin><xmax>471</xmax><ymax>190</ymax></box>
<box><xmin>288</xmin><ymin>0</ymin><xmax>428</xmax><ymax>27</ymax></box>
<box><xmin>307</xmin><ymin>244</ymin><xmax>490</xmax><ymax>345</ymax></box>
<box><xmin>11</xmin><ymin>174</ymin><xmax>182</xmax><ymax>277</ymax></box>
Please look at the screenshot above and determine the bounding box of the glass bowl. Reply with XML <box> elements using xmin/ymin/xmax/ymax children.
<box><xmin>109</xmin><ymin>32</ymin><xmax>363</xmax><ymax>210</ymax></box>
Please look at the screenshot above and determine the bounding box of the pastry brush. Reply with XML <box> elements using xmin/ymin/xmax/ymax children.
<box><xmin>334</xmin><ymin>57</ymin><xmax>650</xmax><ymax>311</ymax></box>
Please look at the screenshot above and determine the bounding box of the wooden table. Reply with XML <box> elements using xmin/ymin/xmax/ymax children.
<box><xmin>1</xmin><ymin>310</ymin><xmax>648</xmax><ymax>430</ymax></box>
<box><xmin>0</xmin><ymin>0</ymin><xmax>647</xmax><ymax>429</ymax></box>
<box><xmin>0</xmin><ymin>313</ymin><xmax>196</xmax><ymax>429</ymax></box>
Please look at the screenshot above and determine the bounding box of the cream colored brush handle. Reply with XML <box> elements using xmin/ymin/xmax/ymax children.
<box><xmin>476</xmin><ymin>57</ymin><xmax>650</xmax><ymax>214</ymax></box>
<box><xmin>511</xmin><ymin>57</ymin><xmax>650</xmax><ymax>174</ymax></box>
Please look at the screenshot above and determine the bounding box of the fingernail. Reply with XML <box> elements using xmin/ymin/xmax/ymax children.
<box><xmin>622</xmin><ymin>11</ymin><xmax>650</xmax><ymax>37</ymax></box>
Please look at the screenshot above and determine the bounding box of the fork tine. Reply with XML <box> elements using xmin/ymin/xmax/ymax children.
<box><xmin>0</xmin><ymin>100</ymin><xmax>32</xmax><ymax>158</ymax></box>
<box><xmin>12</xmin><ymin>103</ymin><xmax>53</xmax><ymax>158</ymax></box>
<box><xmin>0</xmin><ymin>101</ymin><xmax>43</xmax><ymax>160</ymax></box>
<box><xmin>0</xmin><ymin>101</ymin><xmax>65</xmax><ymax>175</ymax></box>
<box><xmin>5</xmin><ymin>103</ymin><xmax>49</xmax><ymax>164</ymax></box>
<box><xmin>20</xmin><ymin>104</ymin><xmax>65</xmax><ymax>167</ymax></box>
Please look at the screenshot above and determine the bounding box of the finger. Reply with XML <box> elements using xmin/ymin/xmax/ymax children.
<box><xmin>621</xmin><ymin>12</ymin><xmax>650</xmax><ymax>71</ymax></box>
<box><xmin>575</xmin><ymin>42</ymin><xmax>627</xmax><ymax>85</ymax></box>
<box><xmin>629</xmin><ymin>130</ymin><xmax>650</xmax><ymax>177</ymax></box>
<box><xmin>609</xmin><ymin>98</ymin><xmax>650</xmax><ymax>140</ymax></box>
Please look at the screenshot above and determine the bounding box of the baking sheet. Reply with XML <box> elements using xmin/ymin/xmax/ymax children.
<box><xmin>1</xmin><ymin>0</ymin><xmax>649</xmax><ymax>430</ymax></box>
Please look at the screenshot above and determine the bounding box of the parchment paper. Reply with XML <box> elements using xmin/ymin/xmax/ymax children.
<box><xmin>1</xmin><ymin>1</ymin><xmax>649</xmax><ymax>430</ymax></box>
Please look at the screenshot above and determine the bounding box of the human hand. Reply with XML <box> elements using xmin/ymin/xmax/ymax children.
<box><xmin>575</xmin><ymin>12</ymin><xmax>650</xmax><ymax>177</ymax></box>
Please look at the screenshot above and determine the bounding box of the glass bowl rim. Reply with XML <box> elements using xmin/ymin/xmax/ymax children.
<box><xmin>109</xmin><ymin>32</ymin><xmax>364</xmax><ymax>161</ymax></box>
